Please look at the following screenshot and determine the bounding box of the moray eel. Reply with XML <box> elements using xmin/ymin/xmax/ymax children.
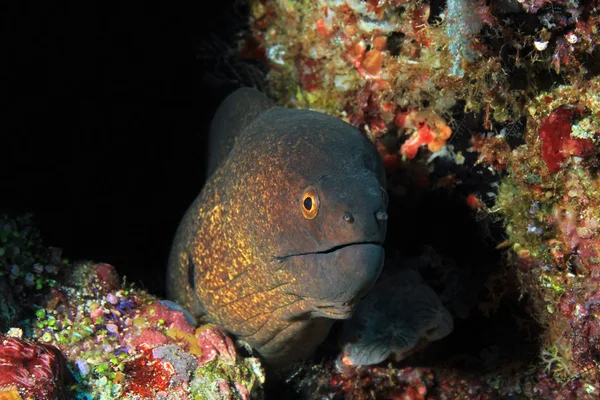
<box><xmin>167</xmin><ymin>88</ymin><xmax>388</xmax><ymax>366</ymax></box>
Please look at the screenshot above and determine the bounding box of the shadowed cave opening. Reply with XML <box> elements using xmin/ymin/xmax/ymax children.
<box><xmin>264</xmin><ymin>181</ymin><xmax>541</xmax><ymax>398</ymax></box>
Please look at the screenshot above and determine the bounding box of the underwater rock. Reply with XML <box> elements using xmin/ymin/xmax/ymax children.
<box><xmin>341</xmin><ymin>268</ymin><xmax>453</xmax><ymax>366</ymax></box>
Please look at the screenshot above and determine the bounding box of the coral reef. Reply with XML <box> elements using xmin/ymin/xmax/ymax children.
<box><xmin>246</xmin><ymin>0</ymin><xmax>599</xmax><ymax>163</ymax></box>
<box><xmin>3</xmin><ymin>0</ymin><xmax>600</xmax><ymax>397</ymax></box>
<box><xmin>0</xmin><ymin>214</ymin><xmax>264</xmax><ymax>399</ymax></box>
<box><xmin>243</xmin><ymin>0</ymin><xmax>600</xmax><ymax>397</ymax></box>
<box><xmin>494</xmin><ymin>75</ymin><xmax>600</xmax><ymax>390</ymax></box>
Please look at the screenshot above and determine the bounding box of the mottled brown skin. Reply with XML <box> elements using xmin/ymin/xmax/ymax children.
<box><xmin>167</xmin><ymin>88</ymin><xmax>388</xmax><ymax>366</ymax></box>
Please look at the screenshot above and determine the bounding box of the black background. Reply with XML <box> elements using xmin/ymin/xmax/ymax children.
<box><xmin>4</xmin><ymin>1</ymin><xmax>247</xmax><ymax>296</ymax></box>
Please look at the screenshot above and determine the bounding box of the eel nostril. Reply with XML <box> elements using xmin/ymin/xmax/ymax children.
<box><xmin>343</xmin><ymin>212</ymin><xmax>354</xmax><ymax>223</ymax></box>
<box><xmin>376</xmin><ymin>211</ymin><xmax>388</xmax><ymax>221</ymax></box>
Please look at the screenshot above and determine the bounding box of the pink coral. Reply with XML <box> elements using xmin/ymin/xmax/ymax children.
<box><xmin>197</xmin><ymin>325</ymin><xmax>237</xmax><ymax>366</ymax></box>
<box><xmin>143</xmin><ymin>302</ymin><xmax>195</xmax><ymax>334</ymax></box>
<box><xmin>132</xmin><ymin>328</ymin><xmax>170</xmax><ymax>348</ymax></box>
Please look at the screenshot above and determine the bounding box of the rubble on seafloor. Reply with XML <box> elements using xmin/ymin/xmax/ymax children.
<box><xmin>236</xmin><ymin>0</ymin><xmax>600</xmax><ymax>398</ymax></box>
<box><xmin>0</xmin><ymin>214</ymin><xmax>264</xmax><ymax>399</ymax></box>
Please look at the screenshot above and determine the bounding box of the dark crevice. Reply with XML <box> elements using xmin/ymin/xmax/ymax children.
<box><xmin>386</xmin><ymin>31</ymin><xmax>405</xmax><ymax>57</ymax></box>
<box><xmin>428</xmin><ymin>0</ymin><xmax>446</xmax><ymax>25</ymax></box>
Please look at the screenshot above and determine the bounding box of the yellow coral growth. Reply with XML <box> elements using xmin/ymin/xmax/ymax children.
<box><xmin>165</xmin><ymin>327</ymin><xmax>203</xmax><ymax>356</ymax></box>
<box><xmin>0</xmin><ymin>387</ymin><xmax>24</xmax><ymax>400</ymax></box>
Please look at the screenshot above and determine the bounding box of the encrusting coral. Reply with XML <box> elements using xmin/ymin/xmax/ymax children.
<box><xmin>0</xmin><ymin>214</ymin><xmax>264</xmax><ymax>399</ymax></box>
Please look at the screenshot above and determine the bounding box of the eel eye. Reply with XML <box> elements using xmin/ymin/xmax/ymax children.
<box><xmin>301</xmin><ymin>186</ymin><xmax>320</xmax><ymax>219</ymax></box>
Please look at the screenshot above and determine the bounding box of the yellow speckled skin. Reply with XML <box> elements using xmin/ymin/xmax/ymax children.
<box><xmin>167</xmin><ymin>88</ymin><xmax>388</xmax><ymax>366</ymax></box>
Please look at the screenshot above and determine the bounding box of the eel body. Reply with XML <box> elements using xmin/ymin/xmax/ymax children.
<box><xmin>167</xmin><ymin>88</ymin><xmax>388</xmax><ymax>365</ymax></box>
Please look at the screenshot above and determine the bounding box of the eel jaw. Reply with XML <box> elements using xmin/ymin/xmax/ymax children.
<box><xmin>276</xmin><ymin>242</ymin><xmax>385</xmax><ymax>320</ymax></box>
<box><xmin>274</xmin><ymin>240</ymin><xmax>383</xmax><ymax>261</ymax></box>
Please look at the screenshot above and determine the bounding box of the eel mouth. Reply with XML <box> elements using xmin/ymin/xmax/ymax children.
<box><xmin>274</xmin><ymin>241</ymin><xmax>383</xmax><ymax>261</ymax></box>
<box><xmin>275</xmin><ymin>241</ymin><xmax>385</xmax><ymax>319</ymax></box>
